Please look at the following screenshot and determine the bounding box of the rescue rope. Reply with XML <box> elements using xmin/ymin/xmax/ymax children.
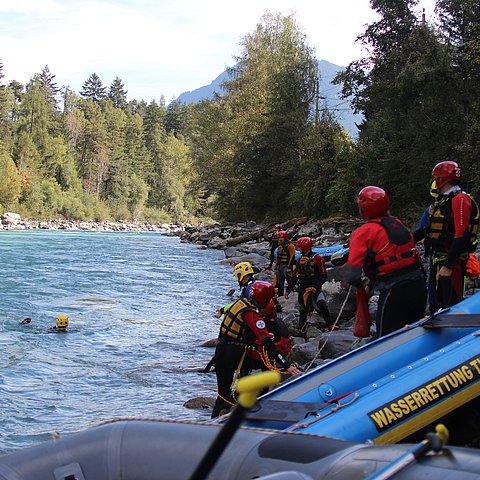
<box><xmin>258</xmin><ymin>347</ymin><xmax>289</xmax><ymax>374</ymax></box>
<box><xmin>303</xmin><ymin>285</ymin><xmax>352</xmax><ymax>374</ymax></box>
<box><xmin>289</xmin><ymin>392</ymin><xmax>359</xmax><ymax>431</ymax></box>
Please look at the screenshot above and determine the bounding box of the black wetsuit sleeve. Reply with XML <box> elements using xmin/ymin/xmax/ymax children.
<box><xmin>261</xmin><ymin>337</ymin><xmax>290</xmax><ymax>369</ymax></box>
<box><xmin>412</xmin><ymin>227</ymin><xmax>425</xmax><ymax>244</ymax></box>
<box><xmin>343</xmin><ymin>265</ymin><xmax>363</xmax><ymax>286</ymax></box>
<box><xmin>269</xmin><ymin>239</ymin><xmax>278</xmax><ymax>267</ymax></box>
<box><xmin>445</xmin><ymin>235</ymin><xmax>469</xmax><ymax>268</ymax></box>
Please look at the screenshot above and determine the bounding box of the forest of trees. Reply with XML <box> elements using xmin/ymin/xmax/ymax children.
<box><xmin>0</xmin><ymin>0</ymin><xmax>479</xmax><ymax>224</ymax></box>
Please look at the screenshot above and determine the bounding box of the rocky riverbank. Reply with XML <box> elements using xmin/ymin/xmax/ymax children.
<box><xmin>0</xmin><ymin>212</ymin><xmax>185</xmax><ymax>234</ymax></box>
<box><xmin>180</xmin><ymin>217</ymin><xmax>377</xmax><ymax>374</ymax></box>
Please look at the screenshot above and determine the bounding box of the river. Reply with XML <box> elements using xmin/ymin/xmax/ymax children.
<box><xmin>0</xmin><ymin>230</ymin><xmax>233</xmax><ymax>454</ymax></box>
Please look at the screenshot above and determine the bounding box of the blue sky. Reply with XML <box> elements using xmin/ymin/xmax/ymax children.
<box><xmin>0</xmin><ymin>0</ymin><xmax>435</xmax><ymax>103</ymax></box>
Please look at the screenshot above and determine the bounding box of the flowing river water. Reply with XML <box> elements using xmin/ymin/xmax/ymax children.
<box><xmin>0</xmin><ymin>230</ymin><xmax>233</xmax><ymax>454</ymax></box>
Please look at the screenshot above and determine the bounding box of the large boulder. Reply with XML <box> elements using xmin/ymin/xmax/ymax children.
<box><xmin>1</xmin><ymin>212</ymin><xmax>21</xmax><ymax>225</ymax></box>
<box><xmin>317</xmin><ymin>330</ymin><xmax>370</xmax><ymax>359</ymax></box>
<box><xmin>323</xmin><ymin>267</ymin><xmax>357</xmax><ymax>323</ymax></box>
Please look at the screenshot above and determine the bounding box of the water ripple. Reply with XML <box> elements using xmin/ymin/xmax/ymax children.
<box><xmin>0</xmin><ymin>231</ymin><xmax>232</xmax><ymax>454</ymax></box>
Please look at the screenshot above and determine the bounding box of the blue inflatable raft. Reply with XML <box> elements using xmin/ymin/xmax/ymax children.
<box><xmin>274</xmin><ymin>243</ymin><xmax>346</xmax><ymax>262</ymax></box>
<box><xmin>242</xmin><ymin>292</ymin><xmax>480</xmax><ymax>445</ymax></box>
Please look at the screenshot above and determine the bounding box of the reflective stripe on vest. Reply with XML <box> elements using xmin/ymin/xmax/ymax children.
<box><xmin>220</xmin><ymin>298</ymin><xmax>256</xmax><ymax>341</ymax></box>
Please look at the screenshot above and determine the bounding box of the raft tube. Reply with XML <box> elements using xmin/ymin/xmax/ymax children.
<box><xmin>274</xmin><ymin>244</ymin><xmax>346</xmax><ymax>262</ymax></box>
<box><xmin>1</xmin><ymin>419</ymin><xmax>480</xmax><ymax>479</ymax></box>
<box><xmin>242</xmin><ymin>292</ymin><xmax>480</xmax><ymax>445</ymax></box>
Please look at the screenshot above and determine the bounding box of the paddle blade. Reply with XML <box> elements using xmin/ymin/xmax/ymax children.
<box><xmin>354</xmin><ymin>286</ymin><xmax>371</xmax><ymax>338</ymax></box>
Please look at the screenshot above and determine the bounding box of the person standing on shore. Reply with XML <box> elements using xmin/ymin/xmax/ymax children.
<box><xmin>273</xmin><ymin>231</ymin><xmax>296</xmax><ymax>297</ymax></box>
<box><xmin>414</xmin><ymin>161</ymin><xmax>479</xmax><ymax>310</ymax></box>
<box><xmin>286</xmin><ymin>237</ymin><xmax>334</xmax><ymax>332</ymax></box>
<box><xmin>344</xmin><ymin>186</ymin><xmax>426</xmax><ymax>337</ymax></box>
<box><xmin>265</xmin><ymin>224</ymin><xmax>281</xmax><ymax>271</ymax></box>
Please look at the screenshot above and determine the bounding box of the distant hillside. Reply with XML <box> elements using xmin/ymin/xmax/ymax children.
<box><xmin>178</xmin><ymin>60</ymin><xmax>363</xmax><ymax>137</ymax></box>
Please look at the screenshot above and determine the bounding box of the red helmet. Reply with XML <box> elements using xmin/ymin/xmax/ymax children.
<box><xmin>274</xmin><ymin>224</ymin><xmax>281</xmax><ymax>230</ymax></box>
<box><xmin>297</xmin><ymin>237</ymin><xmax>313</xmax><ymax>253</ymax></box>
<box><xmin>357</xmin><ymin>186</ymin><xmax>390</xmax><ymax>219</ymax></box>
<box><xmin>259</xmin><ymin>299</ymin><xmax>275</xmax><ymax>317</ymax></box>
<box><xmin>249</xmin><ymin>281</ymin><xmax>275</xmax><ymax>308</ymax></box>
<box><xmin>432</xmin><ymin>161</ymin><xmax>462</xmax><ymax>188</ymax></box>
<box><xmin>277</xmin><ymin>231</ymin><xmax>289</xmax><ymax>241</ymax></box>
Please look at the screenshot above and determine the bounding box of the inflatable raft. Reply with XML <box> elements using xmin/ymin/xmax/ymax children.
<box><xmin>274</xmin><ymin>243</ymin><xmax>346</xmax><ymax>263</ymax></box>
<box><xmin>1</xmin><ymin>418</ymin><xmax>480</xmax><ymax>479</ymax></box>
<box><xmin>242</xmin><ymin>292</ymin><xmax>480</xmax><ymax>445</ymax></box>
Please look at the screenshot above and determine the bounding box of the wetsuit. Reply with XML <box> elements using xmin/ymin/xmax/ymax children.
<box><xmin>288</xmin><ymin>251</ymin><xmax>332</xmax><ymax>330</ymax></box>
<box><xmin>345</xmin><ymin>215</ymin><xmax>427</xmax><ymax>338</ymax></box>
<box><xmin>211</xmin><ymin>298</ymin><xmax>291</xmax><ymax>418</ymax></box>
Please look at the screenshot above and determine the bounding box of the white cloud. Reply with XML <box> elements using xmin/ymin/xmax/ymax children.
<box><xmin>0</xmin><ymin>0</ymin><xmax>437</xmax><ymax>102</ymax></box>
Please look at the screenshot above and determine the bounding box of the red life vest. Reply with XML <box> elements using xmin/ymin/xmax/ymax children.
<box><xmin>366</xmin><ymin>216</ymin><xmax>419</xmax><ymax>279</ymax></box>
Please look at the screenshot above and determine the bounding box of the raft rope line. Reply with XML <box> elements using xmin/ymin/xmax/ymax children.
<box><xmin>303</xmin><ymin>285</ymin><xmax>352</xmax><ymax>374</ymax></box>
<box><xmin>289</xmin><ymin>392</ymin><xmax>360</xmax><ymax>432</ymax></box>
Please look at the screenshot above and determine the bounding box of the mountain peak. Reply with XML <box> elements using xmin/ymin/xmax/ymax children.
<box><xmin>178</xmin><ymin>60</ymin><xmax>362</xmax><ymax>137</ymax></box>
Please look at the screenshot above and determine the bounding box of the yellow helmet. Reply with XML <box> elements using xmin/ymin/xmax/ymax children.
<box><xmin>233</xmin><ymin>262</ymin><xmax>254</xmax><ymax>283</ymax></box>
<box><xmin>430</xmin><ymin>180</ymin><xmax>439</xmax><ymax>199</ymax></box>
<box><xmin>56</xmin><ymin>314</ymin><xmax>69</xmax><ymax>329</ymax></box>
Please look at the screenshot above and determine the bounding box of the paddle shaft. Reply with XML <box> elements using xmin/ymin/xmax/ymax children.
<box><xmin>366</xmin><ymin>430</ymin><xmax>444</xmax><ymax>480</ymax></box>
<box><xmin>189</xmin><ymin>405</ymin><xmax>246</xmax><ymax>480</ymax></box>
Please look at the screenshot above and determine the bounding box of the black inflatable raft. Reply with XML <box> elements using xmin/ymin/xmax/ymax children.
<box><xmin>1</xmin><ymin>419</ymin><xmax>480</xmax><ymax>479</ymax></box>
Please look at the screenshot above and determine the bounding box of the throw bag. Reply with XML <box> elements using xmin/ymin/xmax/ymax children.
<box><xmin>354</xmin><ymin>286</ymin><xmax>371</xmax><ymax>338</ymax></box>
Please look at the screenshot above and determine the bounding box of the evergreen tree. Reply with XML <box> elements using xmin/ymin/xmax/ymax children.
<box><xmin>38</xmin><ymin>65</ymin><xmax>60</xmax><ymax>108</ymax></box>
<box><xmin>334</xmin><ymin>0</ymin><xmax>465</xmax><ymax>212</ymax></box>
<box><xmin>108</xmin><ymin>76</ymin><xmax>128</xmax><ymax>109</ymax></box>
<box><xmin>165</xmin><ymin>99</ymin><xmax>188</xmax><ymax>135</ymax></box>
<box><xmin>80</xmin><ymin>73</ymin><xmax>107</xmax><ymax>103</ymax></box>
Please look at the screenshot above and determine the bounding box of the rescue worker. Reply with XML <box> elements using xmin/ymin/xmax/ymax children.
<box><xmin>211</xmin><ymin>281</ymin><xmax>300</xmax><ymax>418</ymax></box>
<box><xmin>265</xmin><ymin>224</ymin><xmax>281</xmax><ymax>270</ymax></box>
<box><xmin>214</xmin><ymin>262</ymin><xmax>256</xmax><ymax>318</ymax></box>
<box><xmin>273</xmin><ymin>231</ymin><xmax>296</xmax><ymax>297</ymax></box>
<box><xmin>286</xmin><ymin>237</ymin><xmax>335</xmax><ymax>332</ymax></box>
<box><xmin>414</xmin><ymin>181</ymin><xmax>440</xmax><ymax>314</ymax></box>
<box><xmin>248</xmin><ymin>298</ymin><xmax>293</xmax><ymax>364</ymax></box>
<box><xmin>345</xmin><ymin>186</ymin><xmax>427</xmax><ymax>338</ymax></box>
<box><xmin>415</xmin><ymin>161</ymin><xmax>479</xmax><ymax>310</ymax></box>
<box><xmin>48</xmin><ymin>314</ymin><xmax>69</xmax><ymax>332</ymax></box>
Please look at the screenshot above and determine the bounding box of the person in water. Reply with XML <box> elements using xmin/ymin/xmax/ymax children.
<box><xmin>20</xmin><ymin>318</ymin><xmax>32</xmax><ymax>325</ymax></box>
<box><xmin>211</xmin><ymin>280</ymin><xmax>300</xmax><ymax>418</ymax></box>
<box><xmin>48</xmin><ymin>314</ymin><xmax>69</xmax><ymax>332</ymax></box>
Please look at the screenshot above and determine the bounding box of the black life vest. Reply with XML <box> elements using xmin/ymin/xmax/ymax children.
<box><xmin>220</xmin><ymin>298</ymin><xmax>256</xmax><ymax>342</ymax></box>
<box><xmin>366</xmin><ymin>216</ymin><xmax>419</xmax><ymax>279</ymax></box>
<box><xmin>297</xmin><ymin>252</ymin><xmax>316</xmax><ymax>288</ymax></box>
<box><xmin>426</xmin><ymin>192</ymin><xmax>479</xmax><ymax>255</ymax></box>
